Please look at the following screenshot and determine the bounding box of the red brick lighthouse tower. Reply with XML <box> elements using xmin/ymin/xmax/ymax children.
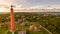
<box><xmin>10</xmin><ymin>5</ymin><xmax>15</xmax><ymax>34</ymax></box>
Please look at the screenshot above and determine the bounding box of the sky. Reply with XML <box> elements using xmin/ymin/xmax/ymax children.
<box><xmin>0</xmin><ymin>0</ymin><xmax>60</xmax><ymax>12</ymax></box>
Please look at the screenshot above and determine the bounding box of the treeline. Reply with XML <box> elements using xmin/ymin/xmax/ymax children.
<box><xmin>0</xmin><ymin>12</ymin><xmax>60</xmax><ymax>34</ymax></box>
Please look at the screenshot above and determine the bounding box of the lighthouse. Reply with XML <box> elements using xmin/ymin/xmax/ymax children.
<box><xmin>10</xmin><ymin>5</ymin><xmax>15</xmax><ymax>34</ymax></box>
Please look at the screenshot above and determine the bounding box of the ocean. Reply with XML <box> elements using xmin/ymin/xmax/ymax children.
<box><xmin>38</xmin><ymin>12</ymin><xmax>60</xmax><ymax>14</ymax></box>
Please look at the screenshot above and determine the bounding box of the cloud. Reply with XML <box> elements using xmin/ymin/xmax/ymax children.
<box><xmin>0</xmin><ymin>0</ymin><xmax>60</xmax><ymax>9</ymax></box>
<box><xmin>27</xmin><ymin>5</ymin><xmax>60</xmax><ymax>9</ymax></box>
<box><xmin>0</xmin><ymin>0</ymin><xmax>12</xmax><ymax>4</ymax></box>
<box><xmin>28</xmin><ymin>6</ymin><xmax>44</xmax><ymax>9</ymax></box>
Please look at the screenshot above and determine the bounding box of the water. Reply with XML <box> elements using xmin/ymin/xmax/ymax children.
<box><xmin>38</xmin><ymin>12</ymin><xmax>60</xmax><ymax>14</ymax></box>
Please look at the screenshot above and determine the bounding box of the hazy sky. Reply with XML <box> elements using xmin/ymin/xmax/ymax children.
<box><xmin>0</xmin><ymin>0</ymin><xmax>60</xmax><ymax>12</ymax></box>
<box><xmin>0</xmin><ymin>0</ymin><xmax>60</xmax><ymax>8</ymax></box>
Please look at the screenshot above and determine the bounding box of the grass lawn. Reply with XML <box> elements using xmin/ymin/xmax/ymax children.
<box><xmin>0</xmin><ymin>27</ymin><xmax>7</xmax><ymax>34</ymax></box>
